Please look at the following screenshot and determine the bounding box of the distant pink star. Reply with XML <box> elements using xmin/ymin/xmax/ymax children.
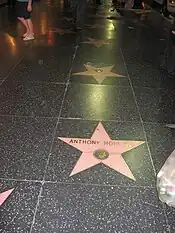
<box><xmin>0</xmin><ymin>188</ymin><xmax>14</xmax><ymax>206</ymax></box>
<box><xmin>58</xmin><ymin>122</ymin><xmax>145</xmax><ymax>180</ymax></box>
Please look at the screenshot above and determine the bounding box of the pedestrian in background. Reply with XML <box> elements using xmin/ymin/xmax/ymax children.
<box><xmin>70</xmin><ymin>0</ymin><xmax>88</xmax><ymax>31</ymax></box>
<box><xmin>16</xmin><ymin>0</ymin><xmax>34</xmax><ymax>40</ymax></box>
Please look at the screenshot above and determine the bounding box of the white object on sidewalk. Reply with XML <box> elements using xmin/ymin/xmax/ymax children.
<box><xmin>157</xmin><ymin>149</ymin><xmax>175</xmax><ymax>207</ymax></box>
<box><xmin>23</xmin><ymin>35</ymin><xmax>35</xmax><ymax>41</ymax></box>
<box><xmin>166</xmin><ymin>124</ymin><xmax>175</xmax><ymax>129</ymax></box>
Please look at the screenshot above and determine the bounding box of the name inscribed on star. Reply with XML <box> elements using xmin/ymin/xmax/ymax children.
<box><xmin>69</xmin><ymin>139</ymin><xmax>100</xmax><ymax>144</ymax></box>
<box><xmin>69</xmin><ymin>139</ymin><xmax>131</xmax><ymax>147</ymax></box>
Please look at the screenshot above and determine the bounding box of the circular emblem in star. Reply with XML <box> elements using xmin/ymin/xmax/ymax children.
<box><xmin>95</xmin><ymin>68</ymin><xmax>103</xmax><ymax>73</ymax></box>
<box><xmin>93</xmin><ymin>149</ymin><xmax>109</xmax><ymax>160</ymax></box>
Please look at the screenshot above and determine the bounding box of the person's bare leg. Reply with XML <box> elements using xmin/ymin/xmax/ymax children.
<box><xmin>17</xmin><ymin>17</ymin><xmax>30</xmax><ymax>36</ymax></box>
<box><xmin>26</xmin><ymin>18</ymin><xmax>34</xmax><ymax>35</ymax></box>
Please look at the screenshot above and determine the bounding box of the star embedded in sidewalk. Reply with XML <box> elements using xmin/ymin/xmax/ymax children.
<box><xmin>72</xmin><ymin>64</ymin><xmax>126</xmax><ymax>84</ymax></box>
<box><xmin>58</xmin><ymin>122</ymin><xmax>145</xmax><ymax>180</ymax></box>
<box><xmin>82</xmin><ymin>38</ymin><xmax>110</xmax><ymax>48</ymax></box>
<box><xmin>50</xmin><ymin>28</ymin><xmax>74</xmax><ymax>36</ymax></box>
<box><xmin>0</xmin><ymin>188</ymin><xmax>14</xmax><ymax>206</ymax></box>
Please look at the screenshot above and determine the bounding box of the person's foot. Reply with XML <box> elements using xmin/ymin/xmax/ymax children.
<box><xmin>23</xmin><ymin>32</ymin><xmax>34</xmax><ymax>38</ymax></box>
<box><xmin>23</xmin><ymin>33</ymin><xmax>28</xmax><ymax>37</ymax></box>
<box><xmin>23</xmin><ymin>34</ymin><xmax>34</xmax><ymax>41</ymax></box>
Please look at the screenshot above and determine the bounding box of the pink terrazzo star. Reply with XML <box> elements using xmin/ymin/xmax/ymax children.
<box><xmin>58</xmin><ymin>122</ymin><xmax>145</xmax><ymax>180</ymax></box>
<box><xmin>0</xmin><ymin>188</ymin><xmax>14</xmax><ymax>206</ymax></box>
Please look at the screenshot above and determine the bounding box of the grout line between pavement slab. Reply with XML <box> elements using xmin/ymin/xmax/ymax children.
<box><xmin>29</xmin><ymin>43</ymin><xmax>79</xmax><ymax>233</ymax></box>
<box><xmin>120</xmin><ymin>48</ymin><xmax>157</xmax><ymax>176</ymax></box>
<box><xmin>0</xmin><ymin>177</ymin><xmax>156</xmax><ymax>188</ymax></box>
<box><xmin>39</xmin><ymin>181</ymin><xmax>157</xmax><ymax>189</ymax></box>
<box><xmin>120</xmin><ymin>48</ymin><xmax>172</xmax><ymax>230</ymax></box>
<box><xmin>0</xmin><ymin>114</ymin><xmax>170</xmax><ymax>125</ymax></box>
<box><xmin>0</xmin><ymin>55</ymin><xmax>24</xmax><ymax>87</ymax></box>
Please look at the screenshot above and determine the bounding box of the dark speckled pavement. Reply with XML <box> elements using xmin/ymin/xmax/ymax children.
<box><xmin>0</xmin><ymin>0</ymin><xmax>175</xmax><ymax>232</ymax></box>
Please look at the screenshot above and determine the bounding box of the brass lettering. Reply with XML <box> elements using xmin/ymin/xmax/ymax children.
<box><xmin>70</xmin><ymin>139</ymin><xmax>100</xmax><ymax>144</ymax></box>
<box><xmin>104</xmin><ymin>141</ymin><xmax>118</xmax><ymax>146</ymax></box>
<box><xmin>91</xmin><ymin>140</ymin><xmax>100</xmax><ymax>145</ymax></box>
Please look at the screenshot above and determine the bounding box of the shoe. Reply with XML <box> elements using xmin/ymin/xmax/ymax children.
<box><xmin>23</xmin><ymin>34</ymin><xmax>34</xmax><ymax>41</ymax></box>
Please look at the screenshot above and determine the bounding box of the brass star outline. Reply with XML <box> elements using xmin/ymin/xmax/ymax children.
<box><xmin>72</xmin><ymin>64</ymin><xmax>126</xmax><ymax>84</ymax></box>
<box><xmin>82</xmin><ymin>38</ymin><xmax>110</xmax><ymax>48</ymax></box>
